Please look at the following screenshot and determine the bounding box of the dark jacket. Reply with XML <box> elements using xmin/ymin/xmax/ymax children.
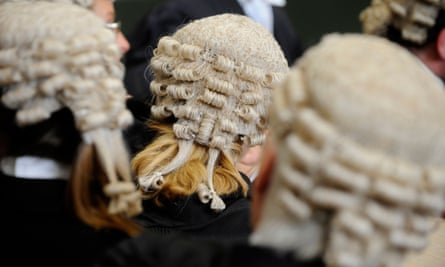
<box><xmin>0</xmin><ymin>172</ymin><xmax>129</xmax><ymax>267</ymax></box>
<box><xmin>92</xmin><ymin>230</ymin><xmax>326</xmax><ymax>267</ymax></box>
<box><xmin>0</xmin><ymin>108</ymin><xmax>129</xmax><ymax>267</ymax></box>
<box><xmin>134</xmin><ymin>173</ymin><xmax>253</xmax><ymax>241</ymax></box>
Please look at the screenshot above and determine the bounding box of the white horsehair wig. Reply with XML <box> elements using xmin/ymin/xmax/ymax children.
<box><xmin>0</xmin><ymin>1</ymin><xmax>141</xmax><ymax>216</ymax></box>
<box><xmin>137</xmin><ymin>13</ymin><xmax>289</xmax><ymax>211</ymax></box>
<box><xmin>250</xmin><ymin>33</ymin><xmax>445</xmax><ymax>267</ymax></box>
<box><xmin>360</xmin><ymin>0</ymin><xmax>445</xmax><ymax>44</ymax></box>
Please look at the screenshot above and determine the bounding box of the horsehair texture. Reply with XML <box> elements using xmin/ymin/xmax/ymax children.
<box><xmin>250</xmin><ymin>33</ymin><xmax>445</xmax><ymax>267</ymax></box>
<box><xmin>138</xmin><ymin>14</ymin><xmax>289</xmax><ymax>211</ymax></box>
<box><xmin>360</xmin><ymin>0</ymin><xmax>445</xmax><ymax>44</ymax></box>
<box><xmin>0</xmin><ymin>1</ymin><xmax>141</xmax><ymax>217</ymax></box>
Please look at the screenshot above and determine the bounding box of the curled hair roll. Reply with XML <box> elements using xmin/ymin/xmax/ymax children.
<box><xmin>198</xmin><ymin>89</ymin><xmax>227</xmax><ymax>108</ymax></box>
<box><xmin>150</xmin><ymin>81</ymin><xmax>168</xmax><ymax>96</ymax></box>
<box><xmin>172</xmin><ymin>67</ymin><xmax>202</xmax><ymax>81</ymax></box>
<box><xmin>213</xmin><ymin>55</ymin><xmax>235</xmax><ymax>73</ymax></box>
<box><xmin>157</xmin><ymin>36</ymin><xmax>180</xmax><ymax>57</ymax></box>
<box><xmin>34</xmin><ymin>39</ymin><xmax>66</xmax><ymax>58</ymax></box>
<box><xmin>205</xmin><ymin>76</ymin><xmax>235</xmax><ymax>96</ymax></box>
<box><xmin>179</xmin><ymin>43</ymin><xmax>201</xmax><ymax>61</ymax></box>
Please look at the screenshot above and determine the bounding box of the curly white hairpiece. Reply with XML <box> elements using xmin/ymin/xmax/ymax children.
<box><xmin>0</xmin><ymin>1</ymin><xmax>141</xmax><ymax>216</ymax></box>
<box><xmin>137</xmin><ymin>14</ymin><xmax>289</xmax><ymax>211</ymax></box>
<box><xmin>360</xmin><ymin>0</ymin><xmax>445</xmax><ymax>44</ymax></box>
<box><xmin>250</xmin><ymin>33</ymin><xmax>445</xmax><ymax>267</ymax></box>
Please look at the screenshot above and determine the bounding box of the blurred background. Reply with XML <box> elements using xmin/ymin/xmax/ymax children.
<box><xmin>115</xmin><ymin>0</ymin><xmax>370</xmax><ymax>48</ymax></box>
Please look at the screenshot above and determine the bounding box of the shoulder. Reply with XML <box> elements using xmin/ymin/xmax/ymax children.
<box><xmin>92</xmin><ymin>231</ymin><xmax>323</xmax><ymax>267</ymax></box>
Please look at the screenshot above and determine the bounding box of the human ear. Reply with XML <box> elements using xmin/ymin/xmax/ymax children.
<box><xmin>436</xmin><ymin>28</ymin><xmax>445</xmax><ymax>59</ymax></box>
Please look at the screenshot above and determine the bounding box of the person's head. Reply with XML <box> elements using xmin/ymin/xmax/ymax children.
<box><xmin>90</xmin><ymin>0</ymin><xmax>130</xmax><ymax>55</ymax></box>
<box><xmin>0</xmin><ymin>1</ymin><xmax>141</xmax><ymax>235</ymax></box>
<box><xmin>360</xmin><ymin>0</ymin><xmax>445</xmax><ymax>79</ymax></box>
<box><xmin>250</xmin><ymin>33</ymin><xmax>445</xmax><ymax>267</ymax></box>
<box><xmin>0</xmin><ymin>0</ymin><xmax>130</xmax><ymax>55</ymax></box>
<box><xmin>132</xmin><ymin>13</ymin><xmax>289</xmax><ymax>211</ymax></box>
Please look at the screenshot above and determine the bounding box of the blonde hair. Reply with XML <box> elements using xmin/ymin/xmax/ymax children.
<box><xmin>0</xmin><ymin>2</ymin><xmax>141</xmax><ymax>235</ymax></box>
<box><xmin>132</xmin><ymin>124</ymin><xmax>248</xmax><ymax>206</ymax></box>
<box><xmin>135</xmin><ymin>14</ymin><xmax>288</xmax><ymax>211</ymax></box>
<box><xmin>251</xmin><ymin>33</ymin><xmax>445</xmax><ymax>267</ymax></box>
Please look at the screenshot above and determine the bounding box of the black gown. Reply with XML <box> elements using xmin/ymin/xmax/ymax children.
<box><xmin>92</xmin><ymin>230</ymin><xmax>326</xmax><ymax>267</ymax></box>
<box><xmin>134</xmin><ymin>173</ymin><xmax>253</xmax><ymax>242</ymax></box>
<box><xmin>0</xmin><ymin>172</ymin><xmax>129</xmax><ymax>267</ymax></box>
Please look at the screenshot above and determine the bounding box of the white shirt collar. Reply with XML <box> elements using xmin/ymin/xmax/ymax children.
<box><xmin>1</xmin><ymin>156</ymin><xmax>71</xmax><ymax>180</ymax></box>
<box><xmin>238</xmin><ymin>0</ymin><xmax>286</xmax><ymax>7</ymax></box>
<box><xmin>237</xmin><ymin>0</ymin><xmax>282</xmax><ymax>33</ymax></box>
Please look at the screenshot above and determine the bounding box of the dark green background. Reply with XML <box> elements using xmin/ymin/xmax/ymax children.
<box><xmin>115</xmin><ymin>0</ymin><xmax>370</xmax><ymax>48</ymax></box>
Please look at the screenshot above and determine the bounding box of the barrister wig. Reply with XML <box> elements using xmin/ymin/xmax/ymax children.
<box><xmin>360</xmin><ymin>0</ymin><xmax>445</xmax><ymax>46</ymax></box>
<box><xmin>250</xmin><ymin>33</ymin><xmax>445</xmax><ymax>267</ymax></box>
<box><xmin>0</xmin><ymin>1</ymin><xmax>142</xmax><ymax>233</ymax></box>
<box><xmin>132</xmin><ymin>14</ymin><xmax>289</xmax><ymax>211</ymax></box>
